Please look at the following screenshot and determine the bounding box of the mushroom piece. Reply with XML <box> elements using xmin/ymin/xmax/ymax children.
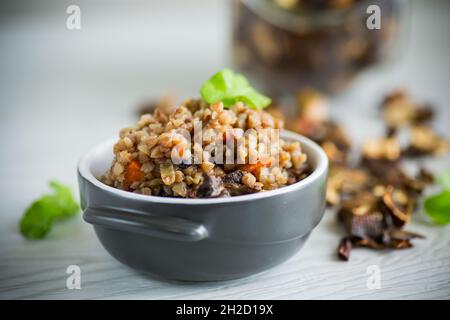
<box><xmin>380</xmin><ymin>89</ymin><xmax>434</xmax><ymax>128</ymax></box>
<box><xmin>337</xmin><ymin>237</ymin><xmax>353</xmax><ymax>261</ymax></box>
<box><xmin>196</xmin><ymin>174</ymin><xmax>224</xmax><ymax>198</ymax></box>
<box><xmin>336</xmin><ymin>187</ymin><xmax>425</xmax><ymax>260</ymax></box>
<box><xmin>362</xmin><ymin>137</ymin><xmax>401</xmax><ymax>161</ymax></box>
<box><xmin>380</xmin><ymin>185</ymin><xmax>414</xmax><ymax>228</ymax></box>
<box><xmin>222</xmin><ymin>170</ymin><xmax>245</xmax><ymax>184</ymax></box>
<box><xmin>223</xmin><ymin>182</ymin><xmax>257</xmax><ymax>197</ymax></box>
<box><xmin>403</xmin><ymin>125</ymin><xmax>449</xmax><ymax>157</ymax></box>
<box><xmin>326</xmin><ymin>165</ymin><xmax>372</xmax><ymax>206</ymax></box>
<box><xmin>338</xmin><ymin>192</ymin><xmax>386</xmax><ymax>240</ymax></box>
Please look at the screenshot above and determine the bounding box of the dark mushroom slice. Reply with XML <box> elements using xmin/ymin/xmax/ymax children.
<box><xmin>223</xmin><ymin>182</ymin><xmax>258</xmax><ymax>197</ymax></box>
<box><xmin>338</xmin><ymin>235</ymin><xmax>387</xmax><ymax>261</ymax></box>
<box><xmin>223</xmin><ymin>170</ymin><xmax>245</xmax><ymax>184</ymax></box>
<box><xmin>383</xmin><ymin>229</ymin><xmax>424</xmax><ymax>242</ymax></box>
<box><xmin>352</xmin><ymin>237</ymin><xmax>385</xmax><ymax>250</ymax></box>
<box><xmin>196</xmin><ymin>174</ymin><xmax>224</xmax><ymax>198</ymax></box>
<box><xmin>402</xmin><ymin>125</ymin><xmax>449</xmax><ymax>157</ymax></box>
<box><xmin>350</xmin><ymin>212</ymin><xmax>386</xmax><ymax>240</ymax></box>
<box><xmin>338</xmin><ymin>211</ymin><xmax>386</xmax><ymax>241</ymax></box>
<box><xmin>338</xmin><ymin>192</ymin><xmax>387</xmax><ymax>239</ymax></box>
<box><xmin>362</xmin><ymin>137</ymin><xmax>401</xmax><ymax>162</ymax></box>
<box><xmin>361</xmin><ymin>158</ymin><xmax>405</xmax><ymax>187</ymax></box>
<box><xmin>221</xmin><ymin>170</ymin><xmax>260</xmax><ymax>196</ymax></box>
<box><xmin>337</xmin><ymin>237</ymin><xmax>353</xmax><ymax>261</ymax></box>
<box><xmin>288</xmin><ymin>164</ymin><xmax>313</xmax><ymax>184</ymax></box>
<box><xmin>380</xmin><ymin>185</ymin><xmax>414</xmax><ymax>228</ymax></box>
<box><xmin>362</xmin><ymin>158</ymin><xmax>433</xmax><ymax>200</ymax></box>
<box><xmin>389</xmin><ymin>239</ymin><xmax>413</xmax><ymax>249</ymax></box>
<box><xmin>414</xmin><ymin>168</ymin><xmax>434</xmax><ymax>190</ymax></box>
<box><xmin>380</xmin><ymin>89</ymin><xmax>435</xmax><ymax>128</ymax></box>
<box><xmin>327</xmin><ymin>165</ymin><xmax>372</xmax><ymax>206</ymax></box>
<box><xmin>412</xmin><ymin>105</ymin><xmax>435</xmax><ymax>124</ymax></box>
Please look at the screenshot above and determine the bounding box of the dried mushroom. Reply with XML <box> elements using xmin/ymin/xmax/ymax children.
<box><xmin>337</xmin><ymin>237</ymin><xmax>353</xmax><ymax>261</ymax></box>
<box><xmin>380</xmin><ymin>90</ymin><xmax>448</xmax><ymax>158</ymax></box>
<box><xmin>281</xmin><ymin>88</ymin><xmax>444</xmax><ymax>261</ymax></box>
<box><xmin>196</xmin><ymin>174</ymin><xmax>224</xmax><ymax>198</ymax></box>
<box><xmin>362</xmin><ymin>137</ymin><xmax>401</xmax><ymax>161</ymax></box>
<box><xmin>336</xmin><ymin>187</ymin><xmax>425</xmax><ymax>260</ymax></box>
<box><xmin>326</xmin><ymin>165</ymin><xmax>371</xmax><ymax>206</ymax></box>
<box><xmin>403</xmin><ymin>125</ymin><xmax>449</xmax><ymax>157</ymax></box>
<box><xmin>381</xmin><ymin>89</ymin><xmax>434</xmax><ymax>128</ymax></box>
<box><xmin>380</xmin><ymin>185</ymin><xmax>414</xmax><ymax>228</ymax></box>
<box><xmin>223</xmin><ymin>170</ymin><xmax>245</xmax><ymax>184</ymax></box>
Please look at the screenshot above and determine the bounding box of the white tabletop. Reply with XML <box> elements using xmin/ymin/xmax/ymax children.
<box><xmin>0</xmin><ymin>0</ymin><xmax>449</xmax><ymax>299</ymax></box>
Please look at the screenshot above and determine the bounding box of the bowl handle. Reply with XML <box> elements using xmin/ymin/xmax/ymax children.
<box><xmin>83</xmin><ymin>206</ymin><xmax>209</xmax><ymax>242</ymax></box>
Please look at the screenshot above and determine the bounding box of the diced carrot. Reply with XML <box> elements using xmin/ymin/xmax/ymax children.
<box><xmin>239</xmin><ymin>161</ymin><xmax>264</xmax><ymax>173</ymax></box>
<box><xmin>240</xmin><ymin>157</ymin><xmax>273</xmax><ymax>173</ymax></box>
<box><xmin>124</xmin><ymin>160</ymin><xmax>145</xmax><ymax>190</ymax></box>
<box><xmin>240</xmin><ymin>163</ymin><xmax>261</xmax><ymax>173</ymax></box>
<box><xmin>252</xmin><ymin>166</ymin><xmax>263</xmax><ymax>177</ymax></box>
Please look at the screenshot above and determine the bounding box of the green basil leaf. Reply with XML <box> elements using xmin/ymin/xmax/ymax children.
<box><xmin>19</xmin><ymin>181</ymin><xmax>79</xmax><ymax>239</ymax></box>
<box><xmin>424</xmin><ymin>190</ymin><xmax>450</xmax><ymax>225</ymax></box>
<box><xmin>200</xmin><ymin>69</ymin><xmax>271</xmax><ymax>109</ymax></box>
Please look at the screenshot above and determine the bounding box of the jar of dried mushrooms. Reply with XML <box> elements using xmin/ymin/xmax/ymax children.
<box><xmin>232</xmin><ymin>0</ymin><xmax>409</xmax><ymax>96</ymax></box>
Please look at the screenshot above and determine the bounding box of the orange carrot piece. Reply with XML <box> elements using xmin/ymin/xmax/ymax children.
<box><xmin>239</xmin><ymin>162</ymin><xmax>261</xmax><ymax>173</ymax></box>
<box><xmin>124</xmin><ymin>160</ymin><xmax>145</xmax><ymax>189</ymax></box>
<box><xmin>240</xmin><ymin>158</ymin><xmax>273</xmax><ymax>173</ymax></box>
<box><xmin>240</xmin><ymin>163</ymin><xmax>261</xmax><ymax>173</ymax></box>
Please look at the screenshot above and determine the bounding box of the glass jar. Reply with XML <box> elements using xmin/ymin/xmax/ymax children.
<box><xmin>232</xmin><ymin>0</ymin><xmax>409</xmax><ymax>96</ymax></box>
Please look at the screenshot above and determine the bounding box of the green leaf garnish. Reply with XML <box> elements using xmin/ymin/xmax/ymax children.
<box><xmin>424</xmin><ymin>190</ymin><xmax>450</xmax><ymax>225</ymax></box>
<box><xmin>200</xmin><ymin>69</ymin><xmax>271</xmax><ymax>110</ymax></box>
<box><xmin>423</xmin><ymin>171</ymin><xmax>450</xmax><ymax>225</ymax></box>
<box><xmin>19</xmin><ymin>181</ymin><xmax>79</xmax><ymax>239</ymax></box>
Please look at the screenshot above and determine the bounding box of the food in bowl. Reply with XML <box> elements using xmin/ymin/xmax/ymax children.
<box><xmin>101</xmin><ymin>99</ymin><xmax>312</xmax><ymax>198</ymax></box>
<box><xmin>78</xmin><ymin>69</ymin><xmax>328</xmax><ymax>280</ymax></box>
<box><xmin>78</xmin><ymin>129</ymin><xmax>328</xmax><ymax>281</ymax></box>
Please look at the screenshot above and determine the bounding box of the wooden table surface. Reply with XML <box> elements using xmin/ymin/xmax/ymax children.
<box><xmin>0</xmin><ymin>0</ymin><xmax>449</xmax><ymax>299</ymax></box>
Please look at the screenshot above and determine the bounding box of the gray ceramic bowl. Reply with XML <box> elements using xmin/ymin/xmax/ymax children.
<box><xmin>78</xmin><ymin>130</ymin><xmax>328</xmax><ymax>281</ymax></box>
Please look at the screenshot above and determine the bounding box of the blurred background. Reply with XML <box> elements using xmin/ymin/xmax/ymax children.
<box><xmin>0</xmin><ymin>0</ymin><xmax>449</xmax><ymax>299</ymax></box>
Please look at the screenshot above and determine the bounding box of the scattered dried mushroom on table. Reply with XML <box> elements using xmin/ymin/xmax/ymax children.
<box><xmin>284</xmin><ymin>89</ymin><xmax>448</xmax><ymax>260</ymax></box>
<box><xmin>380</xmin><ymin>89</ymin><xmax>449</xmax><ymax>157</ymax></box>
